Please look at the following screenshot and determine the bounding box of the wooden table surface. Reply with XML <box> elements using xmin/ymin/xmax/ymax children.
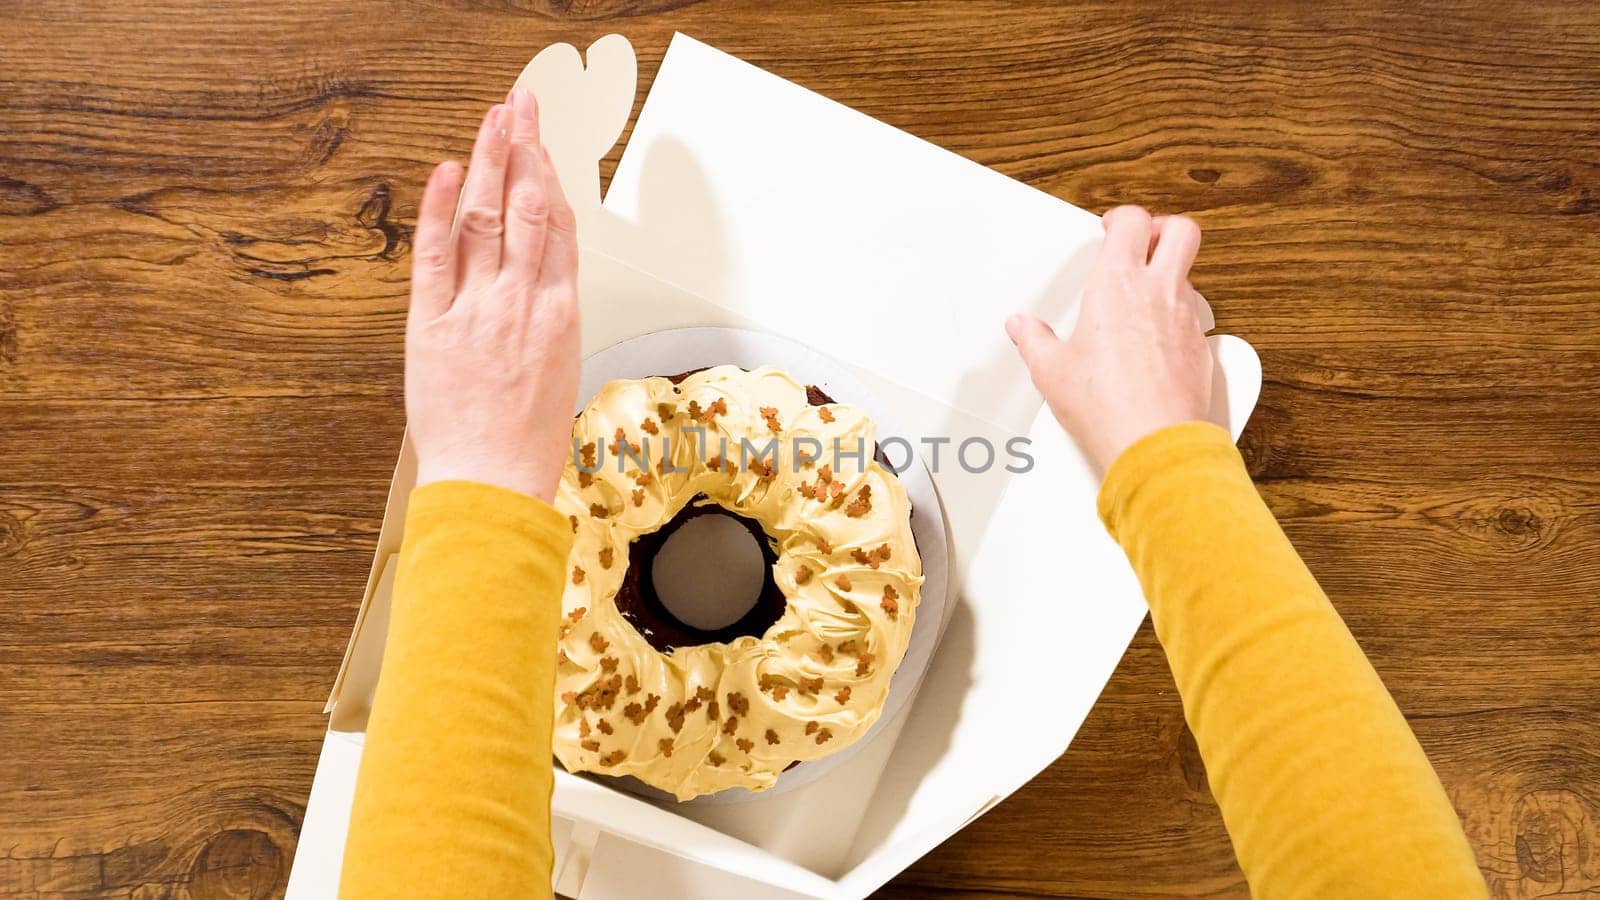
<box><xmin>5</xmin><ymin>1</ymin><xmax>1599</xmax><ymax>897</ymax></box>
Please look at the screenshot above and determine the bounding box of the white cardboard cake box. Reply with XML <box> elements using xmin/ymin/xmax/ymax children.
<box><xmin>286</xmin><ymin>32</ymin><xmax>1262</xmax><ymax>899</ymax></box>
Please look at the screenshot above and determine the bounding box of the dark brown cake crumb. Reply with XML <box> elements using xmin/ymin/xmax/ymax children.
<box><xmin>658</xmin><ymin>738</ymin><xmax>674</xmax><ymax>757</ymax></box>
<box><xmin>588</xmin><ymin>632</ymin><xmax>608</xmax><ymax>653</ymax></box>
<box><xmin>634</xmin><ymin>471</ymin><xmax>654</xmax><ymax>487</ymax></box>
<box><xmin>794</xmin><ymin>565</ymin><xmax>813</xmax><ymax>585</ymax></box>
<box><xmin>881</xmin><ymin>584</ymin><xmax>900</xmax><ymax>621</ymax></box>
<box><xmin>727</xmin><ymin>692</ymin><xmax>750</xmax><ymax>716</ymax></box>
<box><xmin>589</xmin><ymin>503</ymin><xmax>609</xmax><ymax>519</ymax></box>
<box><xmin>798</xmin><ymin>676</ymin><xmax>825</xmax><ymax>696</ymax></box>
<box><xmin>817</xmin><ymin>643</ymin><xmax>835</xmax><ymax>663</ymax></box>
<box><xmin>736</xmin><ymin>737</ymin><xmax>754</xmax><ymax>754</ymax></box>
<box><xmin>707</xmin><ymin>700</ymin><xmax>720</xmax><ymax>721</ymax></box>
<box><xmin>835</xmin><ymin>575</ymin><xmax>852</xmax><ymax>592</ymax></box>
<box><xmin>657</xmin><ymin>402</ymin><xmax>674</xmax><ymax>422</ymax></box>
<box><xmin>598</xmin><ymin>547</ymin><xmax>614</xmax><ymax>569</ymax></box>
<box><xmin>599</xmin><ymin>656</ymin><xmax>618</xmax><ymax>673</ymax></box>
<box><xmin>834</xmin><ymin>686</ymin><xmax>852</xmax><ymax>704</ymax></box>
<box><xmin>666</xmin><ymin>702</ymin><xmax>685</xmax><ymax>733</ymax></box>
<box><xmin>624</xmin><ymin>674</ymin><xmax>640</xmax><ymax>695</ymax></box>
<box><xmin>624</xmin><ymin>702</ymin><xmax>646</xmax><ymax>725</ymax></box>
<box><xmin>600</xmin><ymin>750</ymin><xmax>626</xmax><ymax>767</ymax></box>
<box><xmin>578</xmin><ymin>471</ymin><xmax>594</xmax><ymax>489</ymax></box>
<box><xmin>579</xmin><ymin>718</ymin><xmax>591</xmax><ymax>737</ymax></box>
<box><xmin>709</xmin><ymin>751</ymin><xmax>725</xmax><ymax>767</ymax></box>
<box><xmin>644</xmin><ymin>693</ymin><xmax>660</xmax><ymax>714</ymax></box>
<box><xmin>722</xmin><ymin>716</ymin><xmax>739</xmax><ymax>736</ymax></box>
<box><xmin>805</xmin><ymin>721</ymin><xmax>819</xmax><ymax>735</ymax></box>
<box><xmin>582</xmin><ymin>739</ymin><xmax>601</xmax><ymax>752</ymax></box>
<box><xmin>856</xmin><ymin>652</ymin><xmax>875</xmax><ymax>676</ymax></box>
<box><xmin>572</xmin><ymin>566</ymin><xmax>586</xmax><ymax>585</ymax></box>
<box><xmin>596</xmin><ymin>718</ymin><xmax>614</xmax><ymax>735</ymax></box>
<box><xmin>818</xmin><ymin>406</ymin><xmax>836</xmax><ymax>423</ymax></box>
<box><xmin>567</xmin><ymin>607</ymin><xmax>587</xmax><ymax>623</ymax></box>
<box><xmin>765</xmin><ymin>729</ymin><xmax>780</xmax><ymax>745</ymax></box>
<box><xmin>816</xmin><ymin>537</ymin><xmax>833</xmax><ymax>555</ymax></box>
<box><xmin>632</xmin><ymin>489</ymin><xmax>645</xmax><ymax>507</ymax></box>
<box><xmin>569</xmin><ymin>514</ymin><xmax>579</xmax><ymax>533</ymax></box>
<box><xmin>641</xmin><ymin>417</ymin><xmax>659</xmax><ymax>435</ymax></box>
<box><xmin>759</xmin><ymin>406</ymin><xmax>781</xmax><ymax>434</ymax></box>
<box><xmin>838</xmin><ymin>639</ymin><xmax>858</xmax><ymax>655</ymax></box>
<box><xmin>815</xmin><ymin>728</ymin><xmax>833</xmax><ymax>745</ymax></box>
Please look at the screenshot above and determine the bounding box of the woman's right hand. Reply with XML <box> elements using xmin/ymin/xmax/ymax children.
<box><xmin>1006</xmin><ymin>205</ymin><xmax>1215</xmax><ymax>476</ymax></box>
<box><xmin>405</xmin><ymin>90</ymin><xmax>581</xmax><ymax>503</ymax></box>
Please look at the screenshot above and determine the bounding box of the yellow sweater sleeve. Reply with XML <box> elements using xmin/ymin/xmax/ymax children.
<box><xmin>339</xmin><ymin>480</ymin><xmax>571</xmax><ymax>900</ymax></box>
<box><xmin>1098</xmin><ymin>423</ymin><xmax>1485</xmax><ymax>899</ymax></box>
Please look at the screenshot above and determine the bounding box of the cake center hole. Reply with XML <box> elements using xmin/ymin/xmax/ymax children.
<box><xmin>650</xmin><ymin>512</ymin><xmax>768</xmax><ymax>630</ymax></box>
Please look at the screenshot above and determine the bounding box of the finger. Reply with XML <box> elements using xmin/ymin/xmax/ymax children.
<box><xmin>501</xmin><ymin>89</ymin><xmax>550</xmax><ymax>287</ymax></box>
<box><xmin>1191</xmin><ymin>287</ymin><xmax>1216</xmax><ymax>332</ymax></box>
<box><xmin>1100</xmin><ymin>205</ymin><xmax>1155</xmax><ymax>269</ymax></box>
<box><xmin>454</xmin><ymin>104</ymin><xmax>512</xmax><ymax>287</ymax></box>
<box><xmin>1149</xmin><ymin>214</ymin><xmax>1170</xmax><ymax>261</ymax></box>
<box><xmin>535</xmin><ymin>144</ymin><xmax>579</xmax><ymax>294</ymax></box>
<box><xmin>1150</xmin><ymin>214</ymin><xmax>1202</xmax><ymax>279</ymax></box>
<box><xmin>1005</xmin><ymin>313</ymin><xmax>1061</xmax><ymax>376</ymax></box>
<box><xmin>409</xmin><ymin>161</ymin><xmax>463</xmax><ymax>322</ymax></box>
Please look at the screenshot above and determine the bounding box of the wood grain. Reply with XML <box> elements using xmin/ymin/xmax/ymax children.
<box><xmin>3</xmin><ymin>1</ymin><xmax>1598</xmax><ymax>897</ymax></box>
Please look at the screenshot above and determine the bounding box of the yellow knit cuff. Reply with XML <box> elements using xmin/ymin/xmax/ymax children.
<box><xmin>407</xmin><ymin>480</ymin><xmax>573</xmax><ymax>546</ymax></box>
<box><xmin>1096</xmin><ymin>421</ymin><xmax>1244</xmax><ymax>535</ymax></box>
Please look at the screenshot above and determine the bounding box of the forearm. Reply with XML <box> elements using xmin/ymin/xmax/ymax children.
<box><xmin>1100</xmin><ymin>423</ymin><xmax>1484</xmax><ymax>898</ymax></box>
<box><xmin>340</xmin><ymin>481</ymin><xmax>571</xmax><ymax>899</ymax></box>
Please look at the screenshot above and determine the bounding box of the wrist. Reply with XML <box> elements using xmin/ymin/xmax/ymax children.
<box><xmin>415</xmin><ymin>458</ymin><xmax>558</xmax><ymax>504</ymax></box>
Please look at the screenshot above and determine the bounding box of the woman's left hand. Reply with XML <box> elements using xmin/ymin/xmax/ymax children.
<box><xmin>405</xmin><ymin>89</ymin><xmax>580</xmax><ymax>503</ymax></box>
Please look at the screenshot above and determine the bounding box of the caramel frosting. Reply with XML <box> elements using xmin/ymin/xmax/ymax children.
<box><xmin>551</xmin><ymin>365</ymin><xmax>923</xmax><ymax>800</ymax></box>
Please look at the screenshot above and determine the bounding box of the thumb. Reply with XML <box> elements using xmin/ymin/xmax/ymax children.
<box><xmin>1006</xmin><ymin>313</ymin><xmax>1060</xmax><ymax>374</ymax></box>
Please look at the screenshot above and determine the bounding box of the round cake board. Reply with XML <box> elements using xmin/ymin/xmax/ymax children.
<box><xmin>571</xmin><ymin>326</ymin><xmax>952</xmax><ymax>806</ymax></box>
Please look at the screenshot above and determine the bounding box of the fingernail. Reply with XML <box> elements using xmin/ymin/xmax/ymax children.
<box><xmin>515</xmin><ymin>89</ymin><xmax>534</xmax><ymax>124</ymax></box>
<box><xmin>492</xmin><ymin>104</ymin><xmax>509</xmax><ymax>139</ymax></box>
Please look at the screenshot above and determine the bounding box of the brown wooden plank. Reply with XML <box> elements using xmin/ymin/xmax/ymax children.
<box><xmin>3</xmin><ymin>1</ymin><xmax>1598</xmax><ymax>897</ymax></box>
